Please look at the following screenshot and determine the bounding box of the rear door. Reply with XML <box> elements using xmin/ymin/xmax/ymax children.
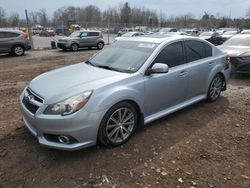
<box><xmin>183</xmin><ymin>40</ymin><xmax>214</xmax><ymax>98</ymax></box>
<box><xmin>0</xmin><ymin>32</ymin><xmax>19</xmax><ymax>52</ymax></box>
<box><xmin>144</xmin><ymin>41</ymin><xmax>189</xmax><ymax>117</ymax></box>
<box><xmin>87</xmin><ymin>32</ymin><xmax>100</xmax><ymax>46</ymax></box>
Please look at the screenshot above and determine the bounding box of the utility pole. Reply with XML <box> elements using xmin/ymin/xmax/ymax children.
<box><xmin>25</xmin><ymin>9</ymin><xmax>34</xmax><ymax>49</ymax></box>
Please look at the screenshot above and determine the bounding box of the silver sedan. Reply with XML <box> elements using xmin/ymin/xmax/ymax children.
<box><xmin>20</xmin><ymin>34</ymin><xmax>231</xmax><ymax>150</ymax></box>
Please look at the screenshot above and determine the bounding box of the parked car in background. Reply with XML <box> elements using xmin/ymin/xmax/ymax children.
<box><xmin>241</xmin><ymin>30</ymin><xmax>250</xmax><ymax>34</ymax></box>
<box><xmin>117</xmin><ymin>28</ymin><xmax>133</xmax><ymax>36</ymax></box>
<box><xmin>199</xmin><ymin>31</ymin><xmax>223</xmax><ymax>45</ymax></box>
<box><xmin>184</xmin><ymin>29</ymin><xmax>200</xmax><ymax>36</ymax></box>
<box><xmin>39</xmin><ymin>30</ymin><xmax>56</xmax><ymax>37</ymax></box>
<box><xmin>218</xmin><ymin>34</ymin><xmax>250</xmax><ymax>74</ymax></box>
<box><xmin>20</xmin><ymin>34</ymin><xmax>230</xmax><ymax>150</ymax></box>
<box><xmin>115</xmin><ymin>32</ymin><xmax>144</xmax><ymax>40</ymax></box>
<box><xmin>158</xmin><ymin>28</ymin><xmax>178</xmax><ymax>34</ymax></box>
<box><xmin>0</xmin><ymin>30</ymin><xmax>31</xmax><ymax>56</ymax></box>
<box><xmin>57</xmin><ymin>30</ymin><xmax>104</xmax><ymax>51</ymax></box>
<box><xmin>216</xmin><ymin>29</ymin><xmax>226</xmax><ymax>35</ymax></box>
<box><xmin>221</xmin><ymin>30</ymin><xmax>238</xmax><ymax>42</ymax></box>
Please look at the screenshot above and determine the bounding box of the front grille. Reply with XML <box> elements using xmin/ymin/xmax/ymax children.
<box><xmin>22</xmin><ymin>97</ymin><xmax>39</xmax><ymax>114</ymax></box>
<box><xmin>26</xmin><ymin>88</ymin><xmax>43</xmax><ymax>103</ymax></box>
<box><xmin>22</xmin><ymin>88</ymin><xmax>44</xmax><ymax>114</ymax></box>
<box><xmin>57</xmin><ymin>43</ymin><xmax>66</xmax><ymax>49</ymax></box>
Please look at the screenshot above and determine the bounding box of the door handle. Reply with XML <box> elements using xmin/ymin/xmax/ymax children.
<box><xmin>209</xmin><ymin>62</ymin><xmax>215</xmax><ymax>65</ymax></box>
<box><xmin>179</xmin><ymin>70</ymin><xmax>188</xmax><ymax>77</ymax></box>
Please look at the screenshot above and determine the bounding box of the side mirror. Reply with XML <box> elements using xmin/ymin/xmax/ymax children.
<box><xmin>147</xmin><ymin>63</ymin><xmax>169</xmax><ymax>75</ymax></box>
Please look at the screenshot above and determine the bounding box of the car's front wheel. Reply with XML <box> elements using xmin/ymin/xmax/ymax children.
<box><xmin>71</xmin><ymin>43</ymin><xmax>79</xmax><ymax>51</ymax></box>
<box><xmin>98</xmin><ymin>102</ymin><xmax>138</xmax><ymax>147</ymax></box>
<box><xmin>12</xmin><ymin>45</ymin><xmax>25</xmax><ymax>56</ymax></box>
<box><xmin>207</xmin><ymin>74</ymin><xmax>223</xmax><ymax>102</ymax></box>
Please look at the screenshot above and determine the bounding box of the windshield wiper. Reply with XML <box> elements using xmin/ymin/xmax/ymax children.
<box><xmin>85</xmin><ymin>60</ymin><xmax>96</xmax><ymax>67</ymax></box>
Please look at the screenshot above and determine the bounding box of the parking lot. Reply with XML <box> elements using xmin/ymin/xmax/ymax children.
<box><xmin>0</xmin><ymin>49</ymin><xmax>249</xmax><ymax>188</ymax></box>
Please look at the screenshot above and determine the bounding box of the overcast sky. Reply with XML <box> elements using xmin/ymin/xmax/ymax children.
<box><xmin>1</xmin><ymin>0</ymin><xmax>250</xmax><ymax>19</ymax></box>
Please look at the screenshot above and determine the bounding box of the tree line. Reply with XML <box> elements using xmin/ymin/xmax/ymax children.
<box><xmin>1</xmin><ymin>2</ymin><xmax>250</xmax><ymax>29</ymax></box>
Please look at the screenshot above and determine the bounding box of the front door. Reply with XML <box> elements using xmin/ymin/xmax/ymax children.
<box><xmin>144</xmin><ymin>41</ymin><xmax>189</xmax><ymax>118</ymax></box>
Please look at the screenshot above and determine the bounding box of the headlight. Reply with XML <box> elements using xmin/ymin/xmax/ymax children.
<box><xmin>44</xmin><ymin>91</ymin><xmax>92</xmax><ymax>116</ymax></box>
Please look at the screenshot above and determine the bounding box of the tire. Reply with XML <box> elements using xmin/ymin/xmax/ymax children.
<box><xmin>12</xmin><ymin>45</ymin><xmax>25</xmax><ymax>56</ymax></box>
<box><xmin>98</xmin><ymin>102</ymin><xmax>138</xmax><ymax>147</ymax></box>
<box><xmin>71</xmin><ymin>43</ymin><xmax>79</xmax><ymax>51</ymax></box>
<box><xmin>97</xmin><ymin>42</ymin><xmax>104</xmax><ymax>50</ymax></box>
<box><xmin>207</xmin><ymin>74</ymin><xmax>224</xmax><ymax>102</ymax></box>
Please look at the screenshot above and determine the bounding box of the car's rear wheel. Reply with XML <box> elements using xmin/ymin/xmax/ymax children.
<box><xmin>97</xmin><ymin>42</ymin><xmax>104</xmax><ymax>50</ymax></box>
<box><xmin>12</xmin><ymin>45</ymin><xmax>25</xmax><ymax>56</ymax></box>
<box><xmin>71</xmin><ymin>43</ymin><xmax>79</xmax><ymax>51</ymax></box>
<box><xmin>98</xmin><ymin>102</ymin><xmax>138</xmax><ymax>147</ymax></box>
<box><xmin>207</xmin><ymin>74</ymin><xmax>223</xmax><ymax>102</ymax></box>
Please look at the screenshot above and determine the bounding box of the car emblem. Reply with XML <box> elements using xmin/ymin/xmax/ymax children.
<box><xmin>27</xmin><ymin>94</ymin><xmax>34</xmax><ymax>102</ymax></box>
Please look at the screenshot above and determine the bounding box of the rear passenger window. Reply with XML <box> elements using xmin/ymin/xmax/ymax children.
<box><xmin>0</xmin><ymin>32</ymin><xmax>19</xmax><ymax>38</ymax></box>
<box><xmin>153</xmin><ymin>42</ymin><xmax>184</xmax><ymax>68</ymax></box>
<box><xmin>88</xmin><ymin>32</ymin><xmax>99</xmax><ymax>36</ymax></box>
<box><xmin>185</xmin><ymin>40</ymin><xmax>212</xmax><ymax>62</ymax></box>
<box><xmin>5</xmin><ymin>32</ymin><xmax>20</xmax><ymax>38</ymax></box>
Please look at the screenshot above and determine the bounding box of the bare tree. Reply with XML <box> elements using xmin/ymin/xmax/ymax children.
<box><xmin>8</xmin><ymin>12</ymin><xmax>20</xmax><ymax>27</ymax></box>
<box><xmin>37</xmin><ymin>9</ymin><xmax>49</xmax><ymax>26</ymax></box>
<box><xmin>0</xmin><ymin>6</ymin><xmax>6</xmax><ymax>27</ymax></box>
<box><xmin>120</xmin><ymin>2</ymin><xmax>131</xmax><ymax>26</ymax></box>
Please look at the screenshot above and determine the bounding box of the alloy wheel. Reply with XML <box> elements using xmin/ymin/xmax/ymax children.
<box><xmin>209</xmin><ymin>76</ymin><xmax>223</xmax><ymax>101</ymax></box>
<box><xmin>106</xmin><ymin>108</ymin><xmax>135</xmax><ymax>144</ymax></box>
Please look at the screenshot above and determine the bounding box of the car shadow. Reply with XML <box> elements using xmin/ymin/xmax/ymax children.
<box><xmin>229</xmin><ymin>73</ymin><xmax>250</xmax><ymax>86</ymax></box>
<box><xmin>0</xmin><ymin>53</ymin><xmax>28</xmax><ymax>58</ymax></box>
<box><xmin>57</xmin><ymin>48</ymin><xmax>98</xmax><ymax>53</ymax></box>
<box><xmin>0</xmin><ymin>96</ymin><xmax>229</xmax><ymax>186</ymax></box>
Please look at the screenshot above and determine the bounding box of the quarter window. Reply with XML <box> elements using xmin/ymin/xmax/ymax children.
<box><xmin>153</xmin><ymin>42</ymin><xmax>184</xmax><ymax>68</ymax></box>
<box><xmin>88</xmin><ymin>32</ymin><xmax>99</xmax><ymax>36</ymax></box>
<box><xmin>0</xmin><ymin>32</ymin><xmax>19</xmax><ymax>38</ymax></box>
<box><xmin>185</xmin><ymin>40</ymin><xmax>212</xmax><ymax>62</ymax></box>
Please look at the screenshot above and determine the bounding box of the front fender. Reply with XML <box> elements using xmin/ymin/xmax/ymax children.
<box><xmin>85</xmin><ymin>86</ymin><xmax>144</xmax><ymax>114</ymax></box>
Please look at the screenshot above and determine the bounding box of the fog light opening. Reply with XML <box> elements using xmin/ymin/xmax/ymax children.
<box><xmin>58</xmin><ymin>135</ymin><xmax>70</xmax><ymax>144</ymax></box>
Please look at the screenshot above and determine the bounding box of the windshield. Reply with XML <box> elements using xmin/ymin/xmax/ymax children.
<box><xmin>200</xmin><ymin>32</ymin><xmax>212</xmax><ymax>36</ymax></box>
<box><xmin>89</xmin><ymin>41</ymin><xmax>158</xmax><ymax>73</ymax></box>
<box><xmin>69</xmin><ymin>31</ymin><xmax>81</xmax><ymax>37</ymax></box>
<box><xmin>223</xmin><ymin>35</ymin><xmax>250</xmax><ymax>46</ymax></box>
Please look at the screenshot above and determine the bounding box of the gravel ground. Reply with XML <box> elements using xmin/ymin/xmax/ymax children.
<box><xmin>0</xmin><ymin>50</ymin><xmax>249</xmax><ymax>188</ymax></box>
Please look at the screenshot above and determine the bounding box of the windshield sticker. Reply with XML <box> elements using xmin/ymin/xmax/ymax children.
<box><xmin>138</xmin><ymin>43</ymin><xmax>155</xmax><ymax>48</ymax></box>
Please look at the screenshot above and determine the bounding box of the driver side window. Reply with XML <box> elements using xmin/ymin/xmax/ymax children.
<box><xmin>153</xmin><ymin>42</ymin><xmax>185</xmax><ymax>68</ymax></box>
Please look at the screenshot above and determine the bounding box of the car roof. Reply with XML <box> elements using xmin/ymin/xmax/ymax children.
<box><xmin>0</xmin><ymin>29</ymin><xmax>24</xmax><ymax>34</ymax></box>
<box><xmin>79</xmin><ymin>30</ymin><xmax>101</xmax><ymax>33</ymax></box>
<box><xmin>119</xmin><ymin>34</ymin><xmax>197</xmax><ymax>44</ymax></box>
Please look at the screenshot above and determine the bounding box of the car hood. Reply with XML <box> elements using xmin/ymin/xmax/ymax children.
<box><xmin>218</xmin><ymin>45</ymin><xmax>250</xmax><ymax>56</ymax></box>
<box><xmin>59</xmin><ymin>37</ymin><xmax>78</xmax><ymax>41</ymax></box>
<box><xmin>221</xmin><ymin>34</ymin><xmax>233</xmax><ymax>38</ymax></box>
<box><xmin>29</xmin><ymin>63</ymin><xmax>130</xmax><ymax>104</ymax></box>
<box><xmin>115</xmin><ymin>36</ymin><xmax>126</xmax><ymax>40</ymax></box>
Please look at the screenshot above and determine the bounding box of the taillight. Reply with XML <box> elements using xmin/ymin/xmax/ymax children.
<box><xmin>226</xmin><ymin>55</ymin><xmax>231</xmax><ymax>63</ymax></box>
<box><xmin>23</xmin><ymin>33</ymin><xmax>29</xmax><ymax>40</ymax></box>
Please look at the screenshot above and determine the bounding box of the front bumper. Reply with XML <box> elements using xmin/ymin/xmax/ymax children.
<box><xmin>19</xmin><ymin>91</ymin><xmax>105</xmax><ymax>151</ymax></box>
<box><xmin>231</xmin><ymin>57</ymin><xmax>250</xmax><ymax>74</ymax></box>
<box><xmin>57</xmin><ymin>42</ymin><xmax>70</xmax><ymax>50</ymax></box>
